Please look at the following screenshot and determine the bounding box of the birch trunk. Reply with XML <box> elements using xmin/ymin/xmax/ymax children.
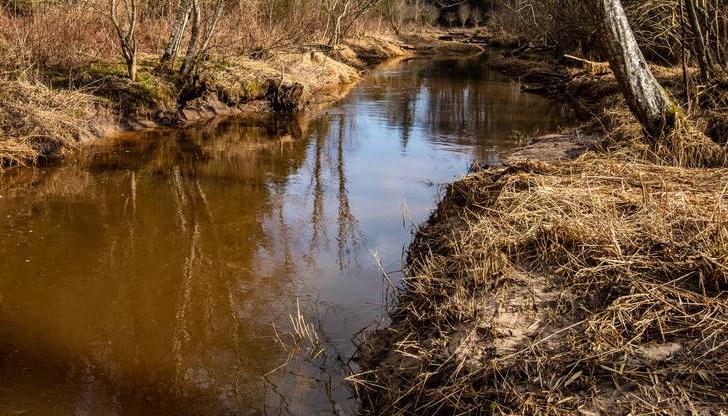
<box><xmin>161</xmin><ymin>0</ymin><xmax>192</xmax><ymax>64</ymax></box>
<box><xmin>586</xmin><ymin>0</ymin><xmax>676</xmax><ymax>138</ymax></box>
<box><xmin>197</xmin><ymin>0</ymin><xmax>224</xmax><ymax>58</ymax></box>
<box><xmin>180</xmin><ymin>0</ymin><xmax>201</xmax><ymax>76</ymax></box>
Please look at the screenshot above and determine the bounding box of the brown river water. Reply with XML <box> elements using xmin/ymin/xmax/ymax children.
<box><xmin>0</xmin><ymin>54</ymin><xmax>572</xmax><ymax>415</ymax></box>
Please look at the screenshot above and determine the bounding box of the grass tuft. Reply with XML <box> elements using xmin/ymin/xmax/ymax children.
<box><xmin>0</xmin><ymin>77</ymin><xmax>99</xmax><ymax>169</ymax></box>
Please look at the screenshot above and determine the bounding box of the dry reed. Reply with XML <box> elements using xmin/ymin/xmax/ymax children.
<box><xmin>353</xmin><ymin>155</ymin><xmax>728</xmax><ymax>415</ymax></box>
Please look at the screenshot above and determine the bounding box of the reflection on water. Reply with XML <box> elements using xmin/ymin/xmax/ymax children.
<box><xmin>0</xmin><ymin>54</ymin><xmax>572</xmax><ymax>415</ymax></box>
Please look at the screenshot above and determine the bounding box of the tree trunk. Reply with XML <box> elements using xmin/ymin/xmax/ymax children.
<box><xmin>684</xmin><ymin>0</ymin><xmax>712</xmax><ymax>80</ymax></box>
<box><xmin>180</xmin><ymin>0</ymin><xmax>201</xmax><ymax>76</ymax></box>
<box><xmin>127</xmin><ymin>53</ymin><xmax>137</xmax><ymax>81</ymax></box>
<box><xmin>197</xmin><ymin>0</ymin><xmax>225</xmax><ymax>58</ymax></box>
<box><xmin>109</xmin><ymin>0</ymin><xmax>137</xmax><ymax>81</ymax></box>
<box><xmin>586</xmin><ymin>0</ymin><xmax>676</xmax><ymax>138</ymax></box>
<box><xmin>161</xmin><ymin>0</ymin><xmax>192</xmax><ymax>64</ymax></box>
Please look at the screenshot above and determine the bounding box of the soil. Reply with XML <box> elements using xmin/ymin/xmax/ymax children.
<box><xmin>504</xmin><ymin>131</ymin><xmax>600</xmax><ymax>163</ymax></box>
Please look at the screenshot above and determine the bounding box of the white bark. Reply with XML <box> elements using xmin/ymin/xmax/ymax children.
<box><xmin>180</xmin><ymin>0</ymin><xmax>201</xmax><ymax>75</ymax></box>
<box><xmin>179</xmin><ymin>0</ymin><xmax>225</xmax><ymax>76</ymax></box>
<box><xmin>162</xmin><ymin>0</ymin><xmax>192</xmax><ymax>64</ymax></box>
<box><xmin>587</xmin><ymin>0</ymin><xmax>676</xmax><ymax>138</ymax></box>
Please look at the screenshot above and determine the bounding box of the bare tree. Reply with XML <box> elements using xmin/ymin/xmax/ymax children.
<box><xmin>384</xmin><ymin>0</ymin><xmax>405</xmax><ymax>34</ymax></box>
<box><xmin>471</xmin><ymin>5</ymin><xmax>483</xmax><ymax>28</ymax></box>
<box><xmin>443</xmin><ymin>10</ymin><xmax>456</xmax><ymax>27</ymax></box>
<box><xmin>161</xmin><ymin>0</ymin><xmax>192</xmax><ymax>65</ymax></box>
<box><xmin>109</xmin><ymin>0</ymin><xmax>138</xmax><ymax>80</ymax></box>
<box><xmin>585</xmin><ymin>0</ymin><xmax>676</xmax><ymax>138</ymax></box>
<box><xmin>685</xmin><ymin>0</ymin><xmax>712</xmax><ymax>79</ymax></box>
<box><xmin>323</xmin><ymin>0</ymin><xmax>382</xmax><ymax>47</ymax></box>
<box><xmin>178</xmin><ymin>0</ymin><xmax>224</xmax><ymax>75</ymax></box>
<box><xmin>180</xmin><ymin>0</ymin><xmax>202</xmax><ymax>75</ymax></box>
<box><xmin>683</xmin><ymin>0</ymin><xmax>727</xmax><ymax>81</ymax></box>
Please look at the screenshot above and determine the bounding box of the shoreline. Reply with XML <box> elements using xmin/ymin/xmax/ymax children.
<box><xmin>353</xmin><ymin>32</ymin><xmax>728</xmax><ymax>415</ymax></box>
<box><xmin>0</xmin><ymin>30</ymin><xmax>483</xmax><ymax>170</ymax></box>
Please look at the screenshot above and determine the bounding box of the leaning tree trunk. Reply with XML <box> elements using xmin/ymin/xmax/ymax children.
<box><xmin>586</xmin><ymin>0</ymin><xmax>676</xmax><ymax>139</ymax></box>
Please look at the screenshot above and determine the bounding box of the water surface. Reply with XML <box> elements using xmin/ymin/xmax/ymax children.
<box><xmin>0</xmin><ymin>54</ymin><xmax>572</xmax><ymax>415</ymax></box>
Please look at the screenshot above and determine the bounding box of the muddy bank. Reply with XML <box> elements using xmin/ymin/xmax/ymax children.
<box><xmin>0</xmin><ymin>31</ymin><xmax>482</xmax><ymax>169</ymax></box>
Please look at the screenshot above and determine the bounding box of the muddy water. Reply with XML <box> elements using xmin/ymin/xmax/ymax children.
<box><xmin>0</xmin><ymin>55</ymin><xmax>572</xmax><ymax>415</ymax></box>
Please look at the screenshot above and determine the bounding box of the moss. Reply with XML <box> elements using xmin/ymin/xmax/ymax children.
<box><xmin>86</xmin><ymin>61</ymin><xmax>129</xmax><ymax>78</ymax></box>
<box><xmin>662</xmin><ymin>87</ymin><xmax>684</xmax><ymax>132</ymax></box>
<box><xmin>242</xmin><ymin>79</ymin><xmax>271</xmax><ymax>100</ymax></box>
<box><xmin>221</xmin><ymin>79</ymin><xmax>270</xmax><ymax>104</ymax></box>
<box><xmin>133</xmin><ymin>72</ymin><xmax>176</xmax><ymax>105</ymax></box>
<box><xmin>213</xmin><ymin>60</ymin><xmax>235</xmax><ymax>71</ymax></box>
<box><xmin>66</xmin><ymin>58</ymin><xmax>178</xmax><ymax>110</ymax></box>
<box><xmin>203</xmin><ymin>67</ymin><xmax>275</xmax><ymax>105</ymax></box>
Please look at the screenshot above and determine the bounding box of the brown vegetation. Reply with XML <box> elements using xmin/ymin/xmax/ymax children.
<box><xmin>2</xmin><ymin>0</ymin><xmax>728</xmax><ymax>413</ymax></box>
<box><xmin>0</xmin><ymin>78</ymin><xmax>102</xmax><ymax>166</ymax></box>
<box><xmin>0</xmin><ymin>0</ymin><xmax>484</xmax><ymax>170</ymax></box>
<box><xmin>355</xmin><ymin>156</ymin><xmax>728</xmax><ymax>415</ymax></box>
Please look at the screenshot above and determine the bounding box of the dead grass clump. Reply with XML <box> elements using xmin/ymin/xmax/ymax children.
<box><xmin>196</xmin><ymin>48</ymin><xmax>364</xmax><ymax>110</ymax></box>
<box><xmin>0</xmin><ymin>78</ymin><xmax>99</xmax><ymax>168</ymax></box>
<box><xmin>338</xmin><ymin>35</ymin><xmax>407</xmax><ymax>67</ymax></box>
<box><xmin>353</xmin><ymin>157</ymin><xmax>728</xmax><ymax>415</ymax></box>
<box><xmin>560</xmin><ymin>64</ymin><xmax>727</xmax><ymax>169</ymax></box>
<box><xmin>598</xmin><ymin>105</ymin><xmax>728</xmax><ymax>168</ymax></box>
<box><xmin>650</xmin><ymin>118</ymin><xmax>728</xmax><ymax>167</ymax></box>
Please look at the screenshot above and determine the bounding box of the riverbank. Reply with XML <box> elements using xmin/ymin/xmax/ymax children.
<box><xmin>353</xmin><ymin>30</ymin><xmax>728</xmax><ymax>415</ymax></box>
<box><xmin>0</xmin><ymin>31</ymin><xmax>482</xmax><ymax>169</ymax></box>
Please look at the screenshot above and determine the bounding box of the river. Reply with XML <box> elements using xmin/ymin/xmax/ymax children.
<box><xmin>0</xmin><ymin>54</ymin><xmax>572</xmax><ymax>415</ymax></box>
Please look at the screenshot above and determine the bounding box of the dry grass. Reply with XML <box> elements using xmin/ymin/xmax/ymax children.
<box><xmin>0</xmin><ymin>0</ymin><xmax>459</xmax><ymax>171</ymax></box>
<box><xmin>599</xmin><ymin>107</ymin><xmax>728</xmax><ymax>168</ymax></box>
<box><xmin>0</xmin><ymin>24</ymin><xmax>437</xmax><ymax>170</ymax></box>
<box><xmin>0</xmin><ymin>29</ymin><xmax>447</xmax><ymax>170</ymax></box>
<box><xmin>268</xmin><ymin>299</ymin><xmax>326</xmax><ymax>376</ymax></box>
<box><xmin>353</xmin><ymin>156</ymin><xmax>728</xmax><ymax>415</ymax></box>
<box><xmin>0</xmin><ymin>77</ymin><xmax>100</xmax><ymax>168</ymax></box>
<box><xmin>562</xmin><ymin>63</ymin><xmax>727</xmax><ymax>169</ymax></box>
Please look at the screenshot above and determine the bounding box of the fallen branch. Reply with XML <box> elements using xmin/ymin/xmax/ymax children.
<box><xmin>563</xmin><ymin>54</ymin><xmax>610</xmax><ymax>73</ymax></box>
